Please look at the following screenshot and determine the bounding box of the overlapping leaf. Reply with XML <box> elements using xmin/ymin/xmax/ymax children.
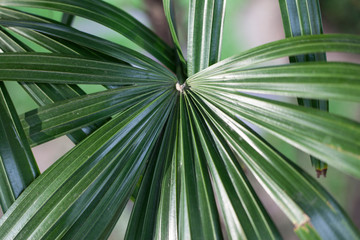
<box><xmin>0</xmin><ymin>53</ymin><xmax>172</xmax><ymax>85</ymax></box>
<box><xmin>0</xmin><ymin>87</ymin><xmax>176</xmax><ymax>239</ymax></box>
<box><xmin>125</xmin><ymin>101</ymin><xmax>179</xmax><ymax>240</ymax></box>
<box><xmin>177</xmin><ymin>95</ymin><xmax>222</xmax><ymax>239</ymax></box>
<box><xmin>0</xmin><ymin>82</ymin><xmax>39</xmax><ymax>212</ymax></box>
<box><xmin>0</xmin><ymin>7</ymin><xmax>176</xmax><ymax>77</ymax></box>
<box><xmin>163</xmin><ymin>0</ymin><xmax>187</xmax><ymax>81</ymax></box>
<box><xmin>279</xmin><ymin>0</ymin><xmax>328</xmax><ymax>176</ymax></box>
<box><xmin>20</xmin><ymin>85</ymin><xmax>166</xmax><ymax>146</ymax></box>
<box><xmin>187</xmin><ymin>0</ymin><xmax>226</xmax><ymax>76</ymax></box>
<box><xmin>188</xmin><ymin>34</ymin><xmax>360</xmax><ymax>79</ymax></box>
<box><xmin>0</xmin><ymin>26</ymin><xmax>107</xmax><ymax>145</ymax></box>
<box><xmin>0</xmin><ymin>1</ymin><xmax>359</xmax><ymax>239</ymax></box>
<box><xmin>191</xmin><ymin>88</ymin><xmax>360</xmax><ymax>178</ymax></box>
<box><xmin>0</xmin><ymin>0</ymin><xmax>175</xmax><ymax>69</ymax></box>
<box><xmin>186</xmin><ymin>94</ymin><xmax>281</xmax><ymax>239</ymax></box>
<box><xmin>189</xmin><ymin>91</ymin><xmax>360</xmax><ymax>239</ymax></box>
<box><xmin>189</xmin><ymin>62</ymin><xmax>360</xmax><ymax>101</ymax></box>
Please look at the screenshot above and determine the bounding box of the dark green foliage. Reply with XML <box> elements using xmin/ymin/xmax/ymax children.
<box><xmin>0</xmin><ymin>1</ymin><xmax>359</xmax><ymax>239</ymax></box>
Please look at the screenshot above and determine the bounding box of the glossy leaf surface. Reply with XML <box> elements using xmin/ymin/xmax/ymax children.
<box><xmin>20</xmin><ymin>85</ymin><xmax>166</xmax><ymax>146</ymax></box>
<box><xmin>0</xmin><ymin>1</ymin><xmax>359</xmax><ymax>239</ymax></box>
<box><xmin>191</xmin><ymin>88</ymin><xmax>360</xmax><ymax>178</ymax></box>
<box><xmin>189</xmin><ymin>34</ymin><xmax>360</xmax><ymax>79</ymax></box>
<box><xmin>189</xmin><ymin>91</ymin><xmax>360</xmax><ymax>239</ymax></box>
<box><xmin>279</xmin><ymin>0</ymin><xmax>328</xmax><ymax>177</ymax></box>
<box><xmin>0</xmin><ymin>82</ymin><xmax>39</xmax><ymax>212</ymax></box>
<box><xmin>186</xmin><ymin>94</ymin><xmax>281</xmax><ymax>239</ymax></box>
<box><xmin>0</xmin><ymin>0</ymin><xmax>175</xmax><ymax>69</ymax></box>
<box><xmin>0</xmin><ymin>53</ymin><xmax>172</xmax><ymax>85</ymax></box>
<box><xmin>0</xmin><ymin>87</ymin><xmax>175</xmax><ymax>239</ymax></box>
<box><xmin>189</xmin><ymin>62</ymin><xmax>360</xmax><ymax>101</ymax></box>
<box><xmin>187</xmin><ymin>0</ymin><xmax>226</xmax><ymax>76</ymax></box>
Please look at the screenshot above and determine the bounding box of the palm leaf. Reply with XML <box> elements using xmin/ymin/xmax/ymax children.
<box><xmin>279</xmin><ymin>0</ymin><xmax>328</xmax><ymax>176</ymax></box>
<box><xmin>0</xmin><ymin>7</ymin><xmax>112</xmax><ymax>58</ymax></box>
<box><xmin>125</xmin><ymin>101</ymin><xmax>178</xmax><ymax>239</ymax></box>
<box><xmin>0</xmin><ymin>0</ymin><xmax>175</xmax><ymax>70</ymax></box>
<box><xmin>0</xmin><ymin>1</ymin><xmax>359</xmax><ymax>239</ymax></box>
<box><xmin>187</xmin><ymin>0</ymin><xmax>226</xmax><ymax>76</ymax></box>
<box><xmin>0</xmin><ymin>87</ymin><xmax>176</xmax><ymax>239</ymax></box>
<box><xmin>0</xmin><ymin>7</ymin><xmax>175</xmax><ymax>76</ymax></box>
<box><xmin>186</xmin><ymin>95</ymin><xmax>281</xmax><ymax>239</ymax></box>
<box><xmin>20</xmin><ymin>85</ymin><xmax>165</xmax><ymax>146</ymax></box>
<box><xmin>177</xmin><ymin>95</ymin><xmax>222</xmax><ymax>239</ymax></box>
<box><xmin>191</xmin><ymin>88</ymin><xmax>360</xmax><ymax>178</ymax></box>
<box><xmin>0</xmin><ymin>82</ymin><xmax>39</xmax><ymax>212</ymax></box>
<box><xmin>189</xmin><ymin>91</ymin><xmax>360</xmax><ymax>239</ymax></box>
<box><xmin>0</xmin><ymin>26</ymin><xmax>108</xmax><ymax>145</ymax></box>
<box><xmin>189</xmin><ymin>34</ymin><xmax>360</xmax><ymax>79</ymax></box>
<box><xmin>189</xmin><ymin>62</ymin><xmax>360</xmax><ymax>101</ymax></box>
<box><xmin>163</xmin><ymin>0</ymin><xmax>187</xmax><ymax>82</ymax></box>
<box><xmin>0</xmin><ymin>53</ymin><xmax>173</xmax><ymax>85</ymax></box>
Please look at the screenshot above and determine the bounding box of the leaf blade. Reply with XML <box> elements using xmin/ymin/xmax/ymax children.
<box><xmin>189</xmin><ymin>62</ymin><xmax>360</xmax><ymax>101</ymax></box>
<box><xmin>192</xmin><ymin>88</ymin><xmax>360</xmax><ymax>178</ymax></box>
<box><xmin>0</xmin><ymin>8</ymin><xmax>175</xmax><ymax>77</ymax></box>
<box><xmin>20</xmin><ymin>85</ymin><xmax>165</xmax><ymax>146</ymax></box>
<box><xmin>0</xmin><ymin>53</ymin><xmax>172</xmax><ymax>85</ymax></box>
<box><xmin>278</xmin><ymin>0</ymin><xmax>328</xmax><ymax>176</ymax></box>
<box><xmin>187</xmin><ymin>34</ymin><xmax>360</xmax><ymax>80</ymax></box>
<box><xmin>189</xmin><ymin>91</ymin><xmax>360</xmax><ymax>239</ymax></box>
<box><xmin>0</xmin><ymin>0</ymin><xmax>175</xmax><ymax>69</ymax></box>
<box><xmin>0</xmin><ymin>82</ymin><xmax>39</xmax><ymax>212</ymax></box>
<box><xmin>181</xmin><ymin>95</ymin><xmax>222</xmax><ymax>239</ymax></box>
<box><xmin>0</xmin><ymin>87</ymin><xmax>176</xmax><ymax>239</ymax></box>
<box><xmin>125</xmin><ymin>97</ymin><xmax>178</xmax><ymax>240</ymax></box>
<box><xmin>187</xmin><ymin>0</ymin><xmax>226</xmax><ymax>76</ymax></box>
<box><xmin>187</xmin><ymin>92</ymin><xmax>281</xmax><ymax>239</ymax></box>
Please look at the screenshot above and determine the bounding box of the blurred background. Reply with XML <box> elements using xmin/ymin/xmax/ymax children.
<box><xmin>1</xmin><ymin>0</ymin><xmax>359</xmax><ymax>239</ymax></box>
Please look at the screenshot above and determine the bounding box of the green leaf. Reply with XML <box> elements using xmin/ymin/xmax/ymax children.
<box><xmin>180</xmin><ymin>95</ymin><xmax>221</xmax><ymax>239</ymax></box>
<box><xmin>125</xmin><ymin>99</ymin><xmax>178</xmax><ymax>240</ymax></box>
<box><xmin>279</xmin><ymin>0</ymin><xmax>324</xmax><ymax>38</ymax></box>
<box><xmin>189</xmin><ymin>62</ymin><xmax>360</xmax><ymax>101</ymax></box>
<box><xmin>0</xmin><ymin>158</ymin><xmax>15</xmax><ymax>213</ymax></box>
<box><xmin>0</xmin><ymin>28</ymin><xmax>31</xmax><ymax>52</ymax></box>
<box><xmin>153</xmin><ymin>94</ymin><xmax>223</xmax><ymax>239</ymax></box>
<box><xmin>0</xmin><ymin>8</ymin><xmax>175</xmax><ymax>76</ymax></box>
<box><xmin>0</xmin><ymin>53</ymin><xmax>172</xmax><ymax>85</ymax></box>
<box><xmin>20</xmin><ymin>85</ymin><xmax>165</xmax><ymax>147</ymax></box>
<box><xmin>0</xmin><ymin>87</ymin><xmax>176</xmax><ymax>239</ymax></box>
<box><xmin>290</xmin><ymin>159</ymin><xmax>360</xmax><ymax>239</ymax></box>
<box><xmin>20</xmin><ymin>82</ymin><xmax>109</xmax><ymax>145</ymax></box>
<box><xmin>0</xmin><ymin>82</ymin><xmax>39</xmax><ymax>212</ymax></box>
<box><xmin>278</xmin><ymin>0</ymin><xmax>328</xmax><ymax>176</ymax></box>
<box><xmin>154</xmin><ymin>99</ymin><xmax>180</xmax><ymax>239</ymax></box>
<box><xmin>188</xmin><ymin>34</ymin><xmax>360</xmax><ymax>79</ymax></box>
<box><xmin>0</xmin><ymin>0</ymin><xmax>175</xmax><ymax>70</ymax></box>
<box><xmin>187</xmin><ymin>0</ymin><xmax>226</xmax><ymax>76</ymax></box>
<box><xmin>0</xmin><ymin>27</ymin><xmax>107</xmax><ymax>145</ymax></box>
<box><xmin>53</xmin><ymin>92</ymin><xmax>177</xmax><ymax>240</ymax></box>
<box><xmin>61</xmin><ymin>13</ymin><xmax>74</xmax><ymax>26</ymax></box>
<box><xmin>294</xmin><ymin>223</ymin><xmax>322</xmax><ymax>240</ymax></box>
<box><xmin>20</xmin><ymin>83</ymin><xmax>84</xmax><ymax>106</ymax></box>
<box><xmin>192</xmin><ymin>88</ymin><xmax>360</xmax><ymax>178</ymax></box>
<box><xmin>189</xmin><ymin>91</ymin><xmax>360</xmax><ymax>239</ymax></box>
<box><xmin>186</xmin><ymin>94</ymin><xmax>281</xmax><ymax>239</ymax></box>
<box><xmin>163</xmin><ymin>0</ymin><xmax>187</xmax><ymax>83</ymax></box>
<box><xmin>0</xmin><ymin>8</ymin><xmax>105</xmax><ymax>58</ymax></box>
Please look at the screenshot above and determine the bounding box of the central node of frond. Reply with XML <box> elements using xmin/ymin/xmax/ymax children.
<box><xmin>176</xmin><ymin>82</ymin><xmax>187</xmax><ymax>93</ymax></box>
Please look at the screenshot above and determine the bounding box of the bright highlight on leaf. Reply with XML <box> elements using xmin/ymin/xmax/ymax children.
<box><xmin>0</xmin><ymin>0</ymin><xmax>359</xmax><ymax>239</ymax></box>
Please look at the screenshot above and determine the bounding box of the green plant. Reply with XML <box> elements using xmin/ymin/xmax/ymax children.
<box><xmin>0</xmin><ymin>0</ymin><xmax>359</xmax><ymax>239</ymax></box>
